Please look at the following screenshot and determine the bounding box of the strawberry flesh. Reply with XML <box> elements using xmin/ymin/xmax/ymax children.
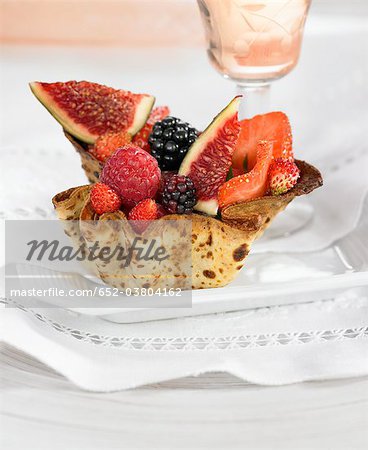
<box><xmin>218</xmin><ymin>140</ymin><xmax>273</xmax><ymax>208</ymax></box>
<box><xmin>232</xmin><ymin>112</ymin><xmax>293</xmax><ymax>176</ymax></box>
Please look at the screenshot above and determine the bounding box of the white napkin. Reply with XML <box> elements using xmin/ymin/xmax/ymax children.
<box><xmin>1</xmin><ymin>289</ymin><xmax>368</xmax><ymax>391</ymax></box>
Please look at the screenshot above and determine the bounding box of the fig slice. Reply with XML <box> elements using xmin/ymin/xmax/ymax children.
<box><xmin>30</xmin><ymin>80</ymin><xmax>155</xmax><ymax>144</ymax></box>
<box><xmin>179</xmin><ymin>96</ymin><xmax>241</xmax><ymax>216</ymax></box>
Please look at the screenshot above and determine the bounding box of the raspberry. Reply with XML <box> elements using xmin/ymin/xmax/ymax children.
<box><xmin>89</xmin><ymin>131</ymin><xmax>132</xmax><ymax>162</ymax></box>
<box><xmin>132</xmin><ymin>106</ymin><xmax>170</xmax><ymax>153</ymax></box>
<box><xmin>269</xmin><ymin>158</ymin><xmax>300</xmax><ymax>196</ymax></box>
<box><xmin>101</xmin><ymin>145</ymin><xmax>161</xmax><ymax>208</ymax></box>
<box><xmin>162</xmin><ymin>174</ymin><xmax>197</xmax><ymax>214</ymax></box>
<box><xmin>128</xmin><ymin>199</ymin><xmax>158</xmax><ymax>233</ymax></box>
<box><xmin>148</xmin><ymin>116</ymin><xmax>198</xmax><ymax>170</ymax></box>
<box><xmin>90</xmin><ymin>183</ymin><xmax>122</xmax><ymax>215</ymax></box>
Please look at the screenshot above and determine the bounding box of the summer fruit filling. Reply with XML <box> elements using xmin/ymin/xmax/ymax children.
<box><xmin>29</xmin><ymin>80</ymin><xmax>303</xmax><ymax>216</ymax></box>
<box><xmin>101</xmin><ymin>145</ymin><xmax>161</xmax><ymax>209</ymax></box>
<box><xmin>179</xmin><ymin>96</ymin><xmax>241</xmax><ymax>216</ymax></box>
<box><xmin>133</xmin><ymin>106</ymin><xmax>170</xmax><ymax>153</ymax></box>
<box><xmin>218</xmin><ymin>140</ymin><xmax>274</xmax><ymax>209</ymax></box>
<box><xmin>29</xmin><ymin>81</ymin><xmax>155</xmax><ymax>144</ymax></box>
<box><xmin>148</xmin><ymin>117</ymin><xmax>199</xmax><ymax>171</ymax></box>
<box><xmin>232</xmin><ymin>111</ymin><xmax>293</xmax><ymax>176</ymax></box>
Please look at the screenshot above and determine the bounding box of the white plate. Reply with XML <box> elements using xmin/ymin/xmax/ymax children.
<box><xmin>8</xmin><ymin>195</ymin><xmax>364</xmax><ymax>323</ymax></box>
<box><xmin>73</xmin><ymin>193</ymin><xmax>368</xmax><ymax>322</ymax></box>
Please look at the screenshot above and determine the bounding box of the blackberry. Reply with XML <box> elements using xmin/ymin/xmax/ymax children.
<box><xmin>162</xmin><ymin>174</ymin><xmax>197</xmax><ymax>215</ymax></box>
<box><xmin>148</xmin><ymin>116</ymin><xmax>198</xmax><ymax>170</ymax></box>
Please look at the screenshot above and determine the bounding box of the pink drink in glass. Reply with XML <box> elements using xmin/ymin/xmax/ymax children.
<box><xmin>198</xmin><ymin>0</ymin><xmax>311</xmax><ymax>83</ymax></box>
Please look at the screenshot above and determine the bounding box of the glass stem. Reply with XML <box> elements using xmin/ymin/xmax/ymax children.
<box><xmin>236</xmin><ymin>83</ymin><xmax>271</xmax><ymax>120</ymax></box>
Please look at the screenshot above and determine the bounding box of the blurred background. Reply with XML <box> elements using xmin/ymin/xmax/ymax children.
<box><xmin>1</xmin><ymin>0</ymin><xmax>367</xmax><ymax>47</ymax></box>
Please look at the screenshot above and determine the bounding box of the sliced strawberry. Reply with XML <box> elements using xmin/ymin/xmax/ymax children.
<box><xmin>218</xmin><ymin>140</ymin><xmax>273</xmax><ymax>208</ymax></box>
<box><xmin>128</xmin><ymin>198</ymin><xmax>158</xmax><ymax>233</ymax></box>
<box><xmin>132</xmin><ymin>106</ymin><xmax>170</xmax><ymax>152</ymax></box>
<box><xmin>89</xmin><ymin>130</ymin><xmax>132</xmax><ymax>162</ymax></box>
<box><xmin>232</xmin><ymin>112</ymin><xmax>293</xmax><ymax>176</ymax></box>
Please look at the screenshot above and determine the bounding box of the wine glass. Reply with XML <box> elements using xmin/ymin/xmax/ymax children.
<box><xmin>197</xmin><ymin>0</ymin><xmax>313</xmax><ymax>237</ymax></box>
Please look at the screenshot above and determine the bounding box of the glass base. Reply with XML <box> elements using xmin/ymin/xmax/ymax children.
<box><xmin>262</xmin><ymin>198</ymin><xmax>314</xmax><ymax>240</ymax></box>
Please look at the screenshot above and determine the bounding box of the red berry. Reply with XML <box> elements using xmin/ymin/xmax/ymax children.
<box><xmin>90</xmin><ymin>183</ymin><xmax>122</xmax><ymax>215</ymax></box>
<box><xmin>132</xmin><ymin>106</ymin><xmax>170</xmax><ymax>152</ymax></box>
<box><xmin>101</xmin><ymin>145</ymin><xmax>161</xmax><ymax>208</ymax></box>
<box><xmin>269</xmin><ymin>158</ymin><xmax>300</xmax><ymax>196</ymax></box>
<box><xmin>219</xmin><ymin>141</ymin><xmax>273</xmax><ymax>208</ymax></box>
<box><xmin>128</xmin><ymin>199</ymin><xmax>158</xmax><ymax>233</ymax></box>
<box><xmin>89</xmin><ymin>131</ymin><xmax>132</xmax><ymax>162</ymax></box>
<box><xmin>232</xmin><ymin>112</ymin><xmax>293</xmax><ymax>176</ymax></box>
